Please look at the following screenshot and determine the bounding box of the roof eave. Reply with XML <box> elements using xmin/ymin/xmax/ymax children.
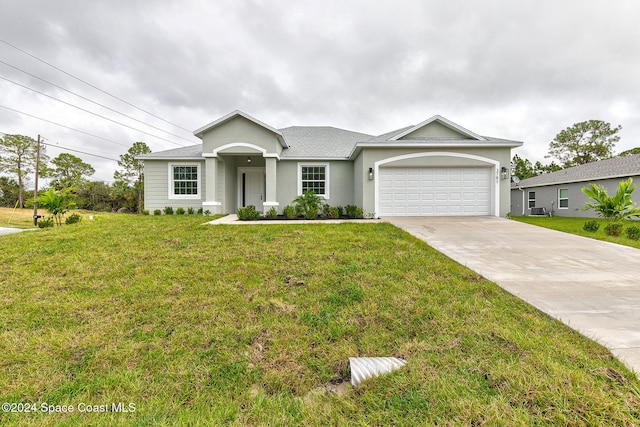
<box><xmin>135</xmin><ymin>156</ymin><xmax>204</xmax><ymax>161</ymax></box>
<box><xmin>514</xmin><ymin>172</ymin><xmax>640</xmax><ymax>189</ymax></box>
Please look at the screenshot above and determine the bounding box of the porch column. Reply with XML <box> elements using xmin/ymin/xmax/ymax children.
<box><xmin>263</xmin><ymin>156</ymin><xmax>279</xmax><ymax>213</ymax></box>
<box><xmin>203</xmin><ymin>155</ymin><xmax>222</xmax><ymax>214</ymax></box>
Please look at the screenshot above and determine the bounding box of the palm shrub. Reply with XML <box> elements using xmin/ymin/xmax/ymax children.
<box><xmin>163</xmin><ymin>206</ymin><xmax>174</xmax><ymax>215</ymax></box>
<box><xmin>582</xmin><ymin>178</ymin><xmax>640</xmax><ymax>222</ymax></box>
<box><xmin>36</xmin><ymin>188</ymin><xmax>76</xmax><ymax>226</ymax></box>
<box><xmin>176</xmin><ymin>207</ymin><xmax>186</xmax><ymax>215</ymax></box>
<box><xmin>293</xmin><ymin>191</ymin><xmax>323</xmax><ymax>219</ymax></box>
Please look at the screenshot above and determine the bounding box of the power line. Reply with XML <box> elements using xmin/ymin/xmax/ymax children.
<box><xmin>0</xmin><ymin>59</ymin><xmax>197</xmax><ymax>143</ymax></box>
<box><xmin>0</xmin><ymin>37</ymin><xmax>193</xmax><ymax>133</ymax></box>
<box><xmin>40</xmin><ymin>140</ymin><xmax>119</xmax><ymax>162</ymax></box>
<box><xmin>0</xmin><ymin>103</ymin><xmax>130</xmax><ymax>147</ymax></box>
<box><xmin>0</xmin><ymin>75</ymin><xmax>186</xmax><ymax>147</ymax></box>
<box><xmin>0</xmin><ymin>130</ymin><xmax>118</xmax><ymax>161</ymax></box>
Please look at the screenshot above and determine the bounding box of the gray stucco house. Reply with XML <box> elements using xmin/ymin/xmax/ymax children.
<box><xmin>511</xmin><ymin>154</ymin><xmax>640</xmax><ymax>217</ymax></box>
<box><xmin>138</xmin><ymin>110</ymin><xmax>522</xmax><ymax>217</ymax></box>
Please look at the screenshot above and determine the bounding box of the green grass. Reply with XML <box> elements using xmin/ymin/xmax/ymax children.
<box><xmin>513</xmin><ymin>216</ymin><xmax>640</xmax><ymax>249</ymax></box>
<box><xmin>1</xmin><ymin>215</ymin><xmax>639</xmax><ymax>426</ymax></box>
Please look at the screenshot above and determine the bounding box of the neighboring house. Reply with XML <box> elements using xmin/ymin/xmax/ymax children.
<box><xmin>511</xmin><ymin>154</ymin><xmax>640</xmax><ymax>217</ymax></box>
<box><xmin>138</xmin><ymin>110</ymin><xmax>522</xmax><ymax>217</ymax></box>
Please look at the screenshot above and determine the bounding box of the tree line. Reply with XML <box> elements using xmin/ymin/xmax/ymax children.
<box><xmin>513</xmin><ymin>119</ymin><xmax>639</xmax><ymax>180</ymax></box>
<box><xmin>0</xmin><ymin>134</ymin><xmax>150</xmax><ymax>213</ymax></box>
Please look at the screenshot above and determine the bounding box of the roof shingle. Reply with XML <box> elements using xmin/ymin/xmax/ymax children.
<box><xmin>514</xmin><ymin>154</ymin><xmax>640</xmax><ymax>187</ymax></box>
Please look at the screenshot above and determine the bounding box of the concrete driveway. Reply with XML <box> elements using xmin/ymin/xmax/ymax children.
<box><xmin>0</xmin><ymin>227</ymin><xmax>30</xmax><ymax>236</ymax></box>
<box><xmin>385</xmin><ymin>216</ymin><xmax>640</xmax><ymax>374</ymax></box>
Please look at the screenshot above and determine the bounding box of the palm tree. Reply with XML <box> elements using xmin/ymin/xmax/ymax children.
<box><xmin>582</xmin><ymin>178</ymin><xmax>640</xmax><ymax>222</ymax></box>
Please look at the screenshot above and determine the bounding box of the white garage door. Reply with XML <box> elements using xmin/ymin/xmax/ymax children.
<box><xmin>378</xmin><ymin>167</ymin><xmax>491</xmax><ymax>216</ymax></box>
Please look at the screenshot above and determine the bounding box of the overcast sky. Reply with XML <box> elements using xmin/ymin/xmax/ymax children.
<box><xmin>1</xmin><ymin>0</ymin><xmax>639</xmax><ymax>182</ymax></box>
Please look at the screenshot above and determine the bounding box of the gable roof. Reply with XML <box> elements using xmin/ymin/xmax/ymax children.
<box><xmin>514</xmin><ymin>154</ymin><xmax>640</xmax><ymax>188</ymax></box>
<box><xmin>193</xmin><ymin>110</ymin><xmax>288</xmax><ymax>148</ymax></box>
<box><xmin>139</xmin><ymin>112</ymin><xmax>522</xmax><ymax>161</ymax></box>
<box><xmin>389</xmin><ymin>115</ymin><xmax>487</xmax><ymax>141</ymax></box>
<box><xmin>279</xmin><ymin>126</ymin><xmax>373</xmax><ymax>158</ymax></box>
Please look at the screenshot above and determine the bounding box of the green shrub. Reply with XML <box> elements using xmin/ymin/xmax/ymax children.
<box><xmin>197</xmin><ymin>207</ymin><xmax>203</xmax><ymax>215</ymax></box>
<box><xmin>238</xmin><ymin>205</ymin><xmax>260</xmax><ymax>221</ymax></box>
<box><xmin>345</xmin><ymin>205</ymin><xmax>364</xmax><ymax>219</ymax></box>
<box><xmin>322</xmin><ymin>204</ymin><xmax>331</xmax><ymax>218</ymax></box>
<box><xmin>335</xmin><ymin>206</ymin><xmax>344</xmax><ymax>217</ymax></box>
<box><xmin>142</xmin><ymin>209</ymin><xmax>149</xmax><ymax>216</ymax></box>
<box><xmin>204</xmin><ymin>210</ymin><xmax>211</xmax><ymax>216</ymax></box>
<box><xmin>604</xmin><ymin>223</ymin><xmax>623</xmax><ymax>237</ymax></box>
<box><xmin>304</xmin><ymin>207</ymin><xmax>318</xmax><ymax>220</ymax></box>
<box><xmin>187</xmin><ymin>207</ymin><xmax>195</xmax><ymax>215</ymax></box>
<box><xmin>328</xmin><ymin>206</ymin><xmax>340</xmax><ymax>219</ymax></box>
<box><xmin>625</xmin><ymin>225</ymin><xmax>640</xmax><ymax>240</ymax></box>
<box><xmin>583</xmin><ymin>220</ymin><xmax>600</xmax><ymax>232</ymax></box>
<box><xmin>283</xmin><ymin>205</ymin><xmax>297</xmax><ymax>219</ymax></box>
<box><xmin>37</xmin><ymin>217</ymin><xmax>54</xmax><ymax>228</ymax></box>
<box><xmin>163</xmin><ymin>206</ymin><xmax>174</xmax><ymax>215</ymax></box>
<box><xmin>65</xmin><ymin>213</ymin><xmax>82</xmax><ymax>225</ymax></box>
<box><xmin>176</xmin><ymin>207</ymin><xmax>186</xmax><ymax>215</ymax></box>
<box><xmin>153</xmin><ymin>209</ymin><xmax>162</xmax><ymax>216</ymax></box>
<box><xmin>293</xmin><ymin>191</ymin><xmax>324</xmax><ymax>219</ymax></box>
<box><xmin>266</xmin><ymin>207</ymin><xmax>278</xmax><ymax>219</ymax></box>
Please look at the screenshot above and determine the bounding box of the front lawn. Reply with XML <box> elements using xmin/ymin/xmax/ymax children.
<box><xmin>512</xmin><ymin>216</ymin><xmax>640</xmax><ymax>249</ymax></box>
<box><xmin>1</xmin><ymin>215</ymin><xmax>639</xmax><ymax>425</ymax></box>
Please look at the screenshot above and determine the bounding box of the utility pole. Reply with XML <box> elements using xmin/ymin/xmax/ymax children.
<box><xmin>33</xmin><ymin>134</ymin><xmax>41</xmax><ymax>226</ymax></box>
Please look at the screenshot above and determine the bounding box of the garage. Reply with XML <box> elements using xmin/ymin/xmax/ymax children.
<box><xmin>378</xmin><ymin>167</ymin><xmax>492</xmax><ymax>216</ymax></box>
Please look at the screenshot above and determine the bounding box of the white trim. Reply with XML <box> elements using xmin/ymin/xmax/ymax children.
<box><xmin>168</xmin><ymin>162</ymin><xmax>201</xmax><ymax>200</ymax></box>
<box><xmin>558</xmin><ymin>188</ymin><xmax>569</xmax><ymax>209</ymax></box>
<box><xmin>237</xmin><ymin>167</ymin><xmax>265</xmax><ymax>209</ymax></box>
<box><xmin>347</xmin><ymin>141</ymin><xmax>523</xmax><ymax>160</ymax></box>
<box><xmin>527</xmin><ymin>190</ymin><xmax>536</xmax><ymax>209</ymax></box>
<box><xmin>297</xmin><ymin>162</ymin><xmax>330</xmax><ymax>199</ymax></box>
<box><xmin>389</xmin><ymin>115</ymin><xmax>487</xmax><ymax>141</ymax></box>
<box><xmin>373</xmin><ymin>152</ymin><xmax>500</xmax><ymax>218</ymax></box>
<box><xmin>212</xmin><ymin>142</ymin><xmax>267</xmax><ymax>157</ymax></box>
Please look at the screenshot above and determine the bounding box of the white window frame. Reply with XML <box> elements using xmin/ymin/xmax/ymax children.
<box><xmin>297</xmin><ymin>162</ymin><xmax>330</xmax><ymax>199</ymax></box>
<box><xmin>168</xmin><ymin>163</ymin><xmax>201</xmax><ymax>200</ymax></box>
<box><xmin>528</xmin><ymin>191</ymin><xmax>536</xmax><ymax>208</ymax></box>
<box><xmin>558</xmin><ymin>188</ymin><xmax>569</xmax><ymax>209</ymax></box>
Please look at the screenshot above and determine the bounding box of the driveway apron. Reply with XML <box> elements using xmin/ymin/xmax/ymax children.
<box><xmin>385</xmin><ymin>216</ymin><xmax>640</xmax><ymax>374</ymax></box>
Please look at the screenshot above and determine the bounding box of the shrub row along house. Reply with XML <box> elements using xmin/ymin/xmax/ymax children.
<box><xmin>511</xmin><ymin>154</ymin><xmax>640</xmax><ymax>217</ymax></box>
<box><xmin>138</xmin><ymin>110</ymin><xmax>522</xmax><ymax>217</ymax></box>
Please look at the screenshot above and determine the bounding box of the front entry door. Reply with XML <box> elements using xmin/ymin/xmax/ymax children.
<box><xmin>239</xmin><ymin>168</ymin><xmax>265</xmax><ymax>210</ymax></box>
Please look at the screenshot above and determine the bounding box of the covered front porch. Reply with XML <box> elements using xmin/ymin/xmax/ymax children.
<box><xmin>201</xmin><ymin>144</ymin><xmax>279</xmax><ymax>214</ymax></box>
